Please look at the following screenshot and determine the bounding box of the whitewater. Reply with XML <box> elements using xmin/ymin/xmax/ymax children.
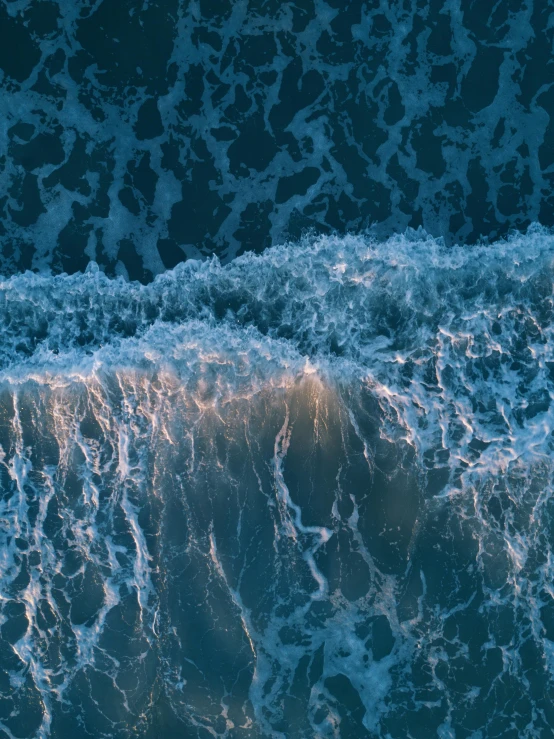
<box><xmin>0</xmin><ymin>227</ymin><xmax>554</xmax><ymax>738</ymax></box>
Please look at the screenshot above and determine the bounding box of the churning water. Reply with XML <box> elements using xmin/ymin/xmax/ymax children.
<box><xmin>0</xmin><ymin>227</ymin><xmax>553</xmax><ymax>737</ymax></box>
<box><xmin>1</xmin><ymin>0</ymin><xmax>554</xmax><ymax>736</ymax></box>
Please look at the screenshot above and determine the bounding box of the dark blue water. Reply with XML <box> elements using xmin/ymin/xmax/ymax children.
<box><xmin>1</xmin><ymin>2</ymin><xmax>554</xmax><ymax>738</ymax></box>
<box><xmin>0</xmin><ymin>0</ymin><xmax>553</xmax><ymax>276</ymax></box>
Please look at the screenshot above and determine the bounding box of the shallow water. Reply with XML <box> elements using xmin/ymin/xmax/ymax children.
<box><xmin>0</xmin><ymin>229</ymin><xmax>553</xmax><ymax>737</ymax></box>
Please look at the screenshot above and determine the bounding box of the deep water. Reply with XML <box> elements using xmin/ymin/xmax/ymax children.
<box><xmin>0</xmin><ymin>0</ymin><xmax>553</xmax><ymax>277</ymax></box>
<box><xmin>0</xmin><ymin>230</ymin><xmax>554</xmax><ymax>737</ymax></box>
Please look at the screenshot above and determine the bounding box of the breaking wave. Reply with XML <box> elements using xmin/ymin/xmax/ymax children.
<box><xmin>1</xmin><ymin>226</ymin><xmax>554</xmax><ymax>737</ymax></box>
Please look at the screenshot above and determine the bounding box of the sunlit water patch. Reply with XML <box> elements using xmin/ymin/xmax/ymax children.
<box><xmin>0</xmin><ymin>228</ymin><xmax>554</xmax><ymax>737</ymax></box>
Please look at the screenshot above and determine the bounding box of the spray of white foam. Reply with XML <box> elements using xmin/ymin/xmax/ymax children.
<box><xmin>0</xmin><ymin>227</ymin><xmax>553</xmax><ymax>735</ymax></box>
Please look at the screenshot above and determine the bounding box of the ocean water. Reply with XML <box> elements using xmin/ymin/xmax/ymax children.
<box><xmin>2</xmin><ymin>1</ymin><xmax>554</xmax><ymax>738</ymax></box>
<box><xmin>0</xmin><ymin>0</ymin><xmax>553</xmax><ymax>276</ymax></box>
<box><xmin>0</xmin><ymin>228</ymin><xmax>553</xmax><ymax>737</ymax></box>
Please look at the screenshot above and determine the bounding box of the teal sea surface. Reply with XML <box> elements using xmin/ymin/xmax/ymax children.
<box><xmin>0</xmin><ymin>1</ymin><xmax>554</xmax><ymax>737</ymax></box>
<box><xmin>0</xmin><ymin>230</ymin><xmax>553</xmax><ymax>736</ymax></box>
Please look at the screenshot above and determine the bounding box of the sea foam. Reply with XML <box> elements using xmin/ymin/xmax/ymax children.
<box><xmin>0</xmin><ymin>228</ymin><xmax>553</xmax><ymax>737</ymax></box>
